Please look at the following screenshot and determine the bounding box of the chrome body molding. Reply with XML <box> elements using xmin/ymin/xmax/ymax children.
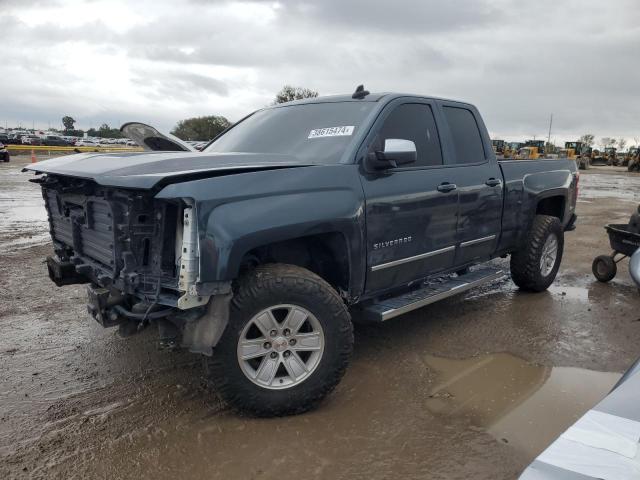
<box><xmin>459</xmin><ymin>234</ymin><xmax>497</xmax><ymax>248</ymax></box>
<box><xmin>371</xmin><ymin>245</ymin><xmax>455</xmax><ymax>272</ymax></box>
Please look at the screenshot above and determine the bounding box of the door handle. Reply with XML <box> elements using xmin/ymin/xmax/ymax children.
<box><xmin>485</xmin><ymin>178</ymin><xmax>501</xmax><ymax>187</ymax></box>
<box><xmin>437</xmin><ymin>182</ymin><xmax>457</xmax><ymax>193</ymax></box>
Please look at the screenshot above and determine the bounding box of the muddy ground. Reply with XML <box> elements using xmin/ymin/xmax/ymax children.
<box><xmin>1</xmin><ymin>160</ymin><xmax>640</xmax><ymax>479</ymax></box>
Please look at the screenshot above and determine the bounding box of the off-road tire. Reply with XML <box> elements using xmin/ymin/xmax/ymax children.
<box><xmin>205</xmin><ymin>264</ymin><xmax>353</xmax><ymax>417</ymax></box>
<box><xmin>592</xmin><ymin>255</ymin><xmax>617</xmax><ymax>282</ymax></box>
<box><xmin>510</xmin><ymin>215</ymin><xmax>564</xmax><ymax>292</ymax></box>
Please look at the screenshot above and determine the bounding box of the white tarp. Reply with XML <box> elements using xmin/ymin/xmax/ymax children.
<box><xmin>536</xmin><ymin>409</ymin><xmax>640</xmax><ymax>480</ymax></box>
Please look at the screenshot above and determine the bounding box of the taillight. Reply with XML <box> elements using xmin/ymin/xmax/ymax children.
<box><xmin>573</xmin><ymin>172</ymin><xmax>579</xmax><ymax>203</ymax></box>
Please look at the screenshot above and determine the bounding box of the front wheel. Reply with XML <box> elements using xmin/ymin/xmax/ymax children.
<box><xmin>510</xmin><ymin>215</ymin><xmax>564</xmax><ymax>292</ymax></box>
<box><xmin>205</xmin><ymin>264</ymin><xmax>353</xmax><ymax>417</ymax></box>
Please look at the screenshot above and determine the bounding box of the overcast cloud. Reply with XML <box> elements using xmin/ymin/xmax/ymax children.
<box><xmin>2</xmin><ymin>0</ymin><xmax>639</xmax><ymax>145</ymax></box>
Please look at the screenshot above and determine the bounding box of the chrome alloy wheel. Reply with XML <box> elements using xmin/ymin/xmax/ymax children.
<box><xmin>540</xmin><ymin>234</ymin><xmax>559</xmax><ymax>277</ymax></box>
<box><xmin>237</xmin><ymin>304</ymin><xmax>325</xmax><ymax>390</ymax></box>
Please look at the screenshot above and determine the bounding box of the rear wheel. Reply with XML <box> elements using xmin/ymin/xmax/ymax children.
<box><xmin>510</xmin><ymin>215</ymin><xmax>564</xmax><ymax>292</ymax></box>
<box><xmin>592</xmin><ymin>255</ymin><xmax>617</xmax><ymax>282</ymax></box>
<box><xmin>205</xmin><ymin>264</ymin><xmax>353</xmax><ymax>417</ymax></box>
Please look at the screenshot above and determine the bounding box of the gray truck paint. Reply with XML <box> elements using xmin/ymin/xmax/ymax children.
<box><xmin>27</xmin><ymin>93</ymin><xmax>578</xmax><ymax>305</ymax></box>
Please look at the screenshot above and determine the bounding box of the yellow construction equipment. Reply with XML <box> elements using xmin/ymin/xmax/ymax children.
<box><xmin>516</xmin><ymin>140</ymin><xmax>545</xmax><ymax>159</ymax></box>
<box><xmin>517</xmin><ymin>146</ymin><xmax>542</xmax><ymax>159</ymax></box>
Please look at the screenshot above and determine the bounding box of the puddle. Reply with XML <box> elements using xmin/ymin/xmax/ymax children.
<box><xmin>547</xmin><ymin>284</ymin><xmax>590</xmax><ymax>301</ymax></box>
<box><xmin>579</xmin><ymin>173</ymin><xmax>640</xmax><ymax>202</ymax></box>
<box><xmin>424</xmin><ymin>353</ymin><xmax>620</xmax><ymax>458</ymax></box>
<box><xmin>0</xmin><ymin>161</ymin><xmax>49</xmax><ymax>251</ymax></box>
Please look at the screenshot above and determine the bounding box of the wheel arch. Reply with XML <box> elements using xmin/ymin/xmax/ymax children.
<box><xmin>535</xmin><ymin>195</ymin><xmax>566</xmax><ymax>220</ymax></box>
<box><xmin>237</xmin><ymin>232</ymin><xmax>353</xmax><ymax>299</ymax></box>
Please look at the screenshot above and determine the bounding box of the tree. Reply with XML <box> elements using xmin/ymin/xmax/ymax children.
<box><xmin>273</xmin><ymin>85</ymin><xmax>319</xmax><ymax>104</ymax></box>
<box><xmin>600</xmin><ymin>137</ymin><xmax>615</xmax><ymax>149</ymax></box>
<box><xmin>617</xmin><ymin>138</ymin><xmax>627</xmax><ymax>152</ymax></box>
<box><xmin>171</xmin><ymin>115</ymin><xmax>232</xmax><ymax>141</ymax></box>
<box><xmin>62</xmin><ymin>115</ymin><xmax>76</xmax><ymax>131</ymax></box>
<box><xmin>579</xmin><ymin>134</ymin><xmax>594</xmax><ymax>147</ymax></box>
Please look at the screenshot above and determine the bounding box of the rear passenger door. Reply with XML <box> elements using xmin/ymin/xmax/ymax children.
<box><xmin>440</xmin><ymin>103</ymin><xmax>503</xmax><ymax>265</ymax></box>
<box><xmin>360</xmin><ymin>99</ymin><xmax>459</xmax><ymax>295</ymax></box>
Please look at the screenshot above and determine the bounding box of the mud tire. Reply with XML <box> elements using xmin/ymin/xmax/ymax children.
<box><xmin>510</xmin><ymin>215</ymin><xmax>564</xmax><ymax>292</ymax></box>
<box><xmin>592</xmin><ymin>255</ymin><xmax>617</xmax><ymax>282</ymax></box>
<box><xmin>205</xmin><ymin>264</ymin><xmax>353</xmax><ymax>417</ymax></box>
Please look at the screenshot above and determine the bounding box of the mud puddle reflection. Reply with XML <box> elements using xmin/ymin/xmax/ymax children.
<box><xmin>0</xmin><ymin>161</ymin><xmax>48</xmax><ymax>250</ymax></box>
<box><xmin>425</xmin><ymin>353</ymin><xmax>619</xmax><ymax>458</ymax></box>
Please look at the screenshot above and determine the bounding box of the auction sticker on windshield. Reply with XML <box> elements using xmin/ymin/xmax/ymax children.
<box><xmin>308</xmin><ymin>126</ymin><xmax>355</xmax><ymax>139</ymax></box>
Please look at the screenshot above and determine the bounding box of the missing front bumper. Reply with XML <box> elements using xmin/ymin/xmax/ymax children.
<box><xmin>46</xmin><ymin>255</ymin><xmax>90</xmax><ymax>287</ymax></box>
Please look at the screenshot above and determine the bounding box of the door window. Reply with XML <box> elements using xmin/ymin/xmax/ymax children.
<box><xmin>372</xmin><ymin>104</ymin><xmax>443</xmax><ymax>167</ymax></box>
<box><xmin>443</xmin><ymin>107</ymin><xmax>486</xmax><ymax>164</ymax></box>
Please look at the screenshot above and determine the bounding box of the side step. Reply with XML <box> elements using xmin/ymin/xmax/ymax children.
<box><xmin>361</xmin><ymin>266</ymin><xmax>505</xmax><ymax>322</ymax></box>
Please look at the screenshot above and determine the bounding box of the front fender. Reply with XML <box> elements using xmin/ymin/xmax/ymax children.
<box><xmin>200</xmin><ymin>189</ymin><xmax>363</xmax><ymax>282</ymax></box>
<box><xmin>156</xmin><ymin>164</ymin><xmax>366</xmax><ymax>295</ymax></box>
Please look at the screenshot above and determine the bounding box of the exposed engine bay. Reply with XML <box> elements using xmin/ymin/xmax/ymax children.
<box><xmin>34</xmin><ymin>173</ymin><xmax>228</xmax><ymax>353</ymax></box>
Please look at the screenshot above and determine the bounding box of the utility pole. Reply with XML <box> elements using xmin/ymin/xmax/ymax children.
<box><xmin>547</xmin><ymin>114</ymin><xmax>553</xmax><ymax>145</ymax></box>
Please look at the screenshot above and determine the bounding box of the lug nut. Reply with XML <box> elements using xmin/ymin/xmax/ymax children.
<box><xmin>263</xmin><ymin>342</ymin><xmax>271</xmax><ymax>350</ymax></box>
<box><xmin>269</xmin><ymin>329</ymin><xmax>277</xmax><ymax>337</ymax></box>
<box><xmin>283</xmin><ymin>328</ymin><xmax>291</xmax><ymax>336</ymax></box>
<box><xmin>289</xmin><ymin>338</ymin><xmax>296</xmax><ymax>346</ymax></box>
<box><xmin>270</xmin><ymin>352</ymin><xmax>278</xmax><ymax>359</ymax></box>
<box><xmin>283</xmin><ymin>351</ymin><xmax>291</xmax><ymax>358</ymax></box>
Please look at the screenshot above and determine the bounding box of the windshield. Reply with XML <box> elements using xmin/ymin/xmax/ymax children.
<box><xmin>204</xmin><ymin>102</ymin><xmax>375</xmax><ymax>164</ymax></box>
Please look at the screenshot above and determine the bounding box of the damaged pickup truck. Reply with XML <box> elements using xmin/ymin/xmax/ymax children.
<box><xmin>25</xmin><ymin>89</ymin><xmax>578</xmax><ymax>416</ymax></box>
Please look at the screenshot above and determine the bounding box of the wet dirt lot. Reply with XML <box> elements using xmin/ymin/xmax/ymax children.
<box><xmin>1</xmin><ymin>161</ymin><xmax>640</xmax><ymax>479</ymax></box>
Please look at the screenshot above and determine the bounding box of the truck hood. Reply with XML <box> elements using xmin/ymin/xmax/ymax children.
<box><xmin>120</xmin><ymin>122</ymin><xmax>196</xmax><ymax>152</ymax></box>
<box><xmin>24</xmin><ymin>151</ymin><xmax>313</xmax><ymax>189</ymax></box>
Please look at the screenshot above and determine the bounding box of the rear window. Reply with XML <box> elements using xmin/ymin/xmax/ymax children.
<box><xmin>443</xmin><ymin>107</ymin><xmax>485</xmax><ymax>164</ymax></box>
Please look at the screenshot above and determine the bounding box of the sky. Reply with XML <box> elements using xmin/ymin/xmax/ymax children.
<box><xmin>2</xmin><ymin>0</ymin><xmax>640</xmax><ymax>147</ymax></box>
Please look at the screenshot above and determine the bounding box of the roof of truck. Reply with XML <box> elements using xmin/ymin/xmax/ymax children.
<box><xmin>268</xmin><ymin>92</ymin><xmax>472</xmax><ymax>107</ymax></box>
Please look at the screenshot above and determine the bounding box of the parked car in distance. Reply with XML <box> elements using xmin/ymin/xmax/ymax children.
<box><xmin>21</xmin><ymin>135</ymin><xmax>42</xmax><ymax>145</ymax></box>
<box><xmin>27</xmin><ymin>88</ymin><xmax>578</xmax><ymax>417</ymax></box>
<box><xmin>42</xmin><ymin>135</ymin><xmax>72</xmax><ymax>146</ymax></box>
<box><xmin>75</xmin><ymin>139</ymin><xmax>100</xmax><ymax>147</ymax></box>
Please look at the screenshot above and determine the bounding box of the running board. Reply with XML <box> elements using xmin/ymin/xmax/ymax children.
<box><xmin>361</xmin><ymin>266</ymin><xmax>505</xmax><ymax>322</ymax></box>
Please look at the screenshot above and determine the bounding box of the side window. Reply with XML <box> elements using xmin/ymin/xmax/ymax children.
<box><xmin>372</xmin><ymin>103</ymin><xmax>443</xmax><ymax>167</ymax></box>
<box><xmin>443</xmin><ymin>106</ymin><xmax>485</xmax><ymax>164</ymax></box>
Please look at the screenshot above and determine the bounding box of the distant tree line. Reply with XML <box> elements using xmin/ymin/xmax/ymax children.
<box><xmin>169</xmin><ymin>85</ymin><xmax>319</xmax><ymax>141</ymax></box>
<box><xmin>59</xmin><ymin>116</ymin><xmax>123</xmax><ymax>138</ymax></box>
<box><xmin>58</xmin><ymin>86</ymin><xmax>320</xmax><ymax>141</ymax></box>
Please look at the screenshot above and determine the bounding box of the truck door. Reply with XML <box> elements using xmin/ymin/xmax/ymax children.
<box><xmin>439</xmin><ymin>104</ymin><xmax>503</xmax><ymax>265</ymax></box>
<box><xmin>359</xmin><ymin>100</ymin><xmax>459</xmax><ymax>295</ymax></box>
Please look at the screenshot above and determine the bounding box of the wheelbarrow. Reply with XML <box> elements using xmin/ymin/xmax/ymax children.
<box><xmin>592</xmin><ymin>224</ymin><xmax>640</xmax><ymax>286</ymax></box>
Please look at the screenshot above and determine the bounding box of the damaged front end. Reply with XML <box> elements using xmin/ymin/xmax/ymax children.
<box><xmin>37</xmin><ymin>174</ymin><xmax>230</xmax><ymax>355</ymax></box>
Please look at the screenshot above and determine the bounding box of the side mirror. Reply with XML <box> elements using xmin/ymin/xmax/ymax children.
<box><xmin>367</xmin><ymin>138</ymin><xmax>417</xmax><ymax>170</ymax></box>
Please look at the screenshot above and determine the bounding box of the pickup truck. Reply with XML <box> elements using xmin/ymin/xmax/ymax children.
<box><xmin>25</xmin><ymin>89</ymin><xmax>578</xmax><ymax>416</ymax></box>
